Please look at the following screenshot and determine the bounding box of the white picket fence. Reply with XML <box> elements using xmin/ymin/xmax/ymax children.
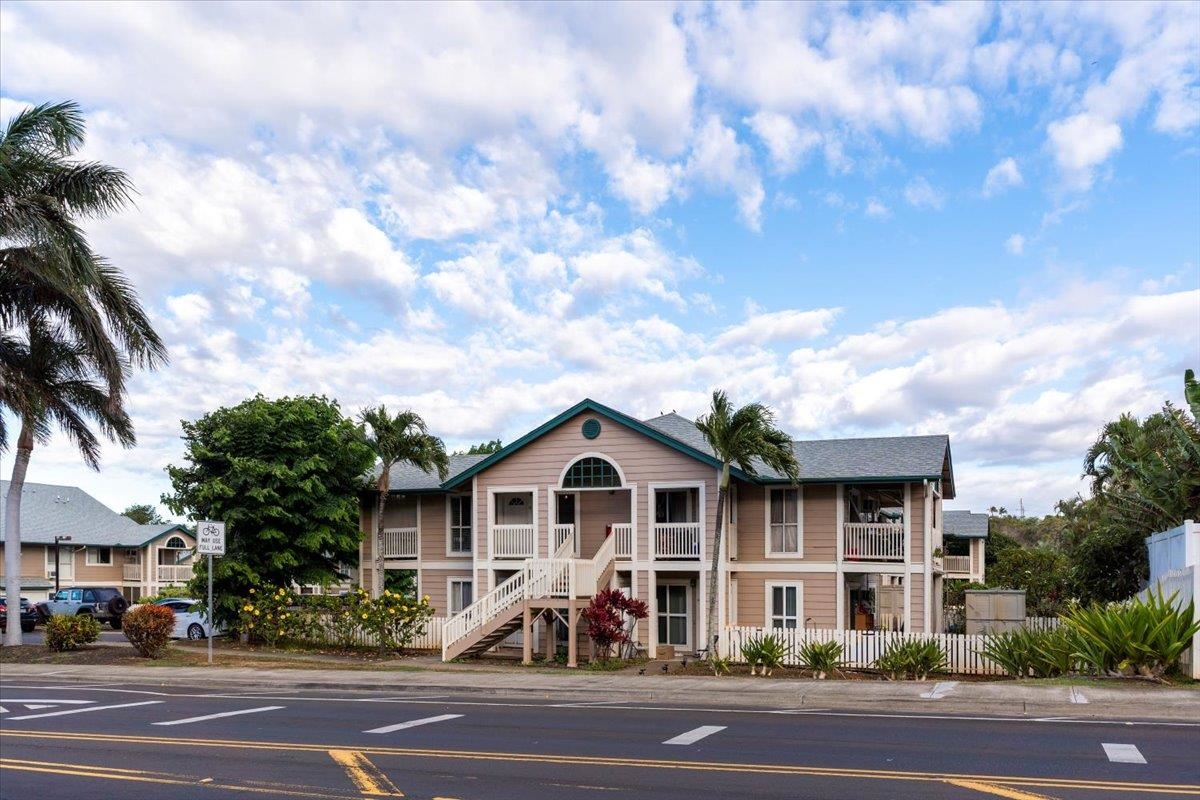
<box><xmin>1024</xmin><ymin>616</ymin><xmax>1061</xmax><ymax>632</ymax></box>
<box><xmin>721</xmin><ymin>626</ymin><xmax>1005</xmax><ymax>675</ymax></box>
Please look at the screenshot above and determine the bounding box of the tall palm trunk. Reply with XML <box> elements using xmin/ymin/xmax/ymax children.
<box><xmin>373</xmin><ymin>478</ymin><xmax>389</xmax><ymax>599</ymax></box>
<box><xmin>4</xmin><ymin>419</ymin><xmax>33</xmax><ymax>646</ymax></box>
<box><xmin>704</xmin><ymin>465</ymin><xmax>730</xmax><ymax>659</ymax></box>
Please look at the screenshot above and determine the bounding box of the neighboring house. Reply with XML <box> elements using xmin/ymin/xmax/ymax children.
<box><xmin>354</xmin><ymin>398</ymin><xmax>955</xmax><ymax>664</ymax></box>
<box><xmin>941</xmin><ymin>510</ymin><xmax>988</xmax><ymax>583</ymax></box>
<box><xmin>0</xmin><ymin>481</ymin><xmax>195</xmax><ymax>603</ymax></box>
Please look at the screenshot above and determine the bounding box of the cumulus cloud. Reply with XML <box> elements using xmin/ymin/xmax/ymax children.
<box><xmin>1046</xmin><ymin>113</ymin><xmax>1124</xmax><ymax>191</ymax></box>
<box><xmin>983</xmin><ymin>157</ymin><xmax>1023</xmax><ymax>196</ymax></box>
<box><xmin>865</xmin><ymin>198</ymin><xmax>891</xmax><ymax>218</ymax></box>
<box><xmin>904</xmin><ymin>177</ymin><xmax>944</xmax><ymax>209</ymax></box>
<box><xmin>1005</xmin><ymin>234</ymin><xmax>1026</xmax><ymax>255</ymax></box>
<box><xmin>686</xmin><ymin>115</ymin><xmax>765</xmax><ymax>230</ymax></box>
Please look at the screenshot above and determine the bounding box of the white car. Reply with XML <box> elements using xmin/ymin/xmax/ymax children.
<box><xmin>153</xmin><ymin>598</ymin><xmax>223</xmax><ymax>640</ymax></box>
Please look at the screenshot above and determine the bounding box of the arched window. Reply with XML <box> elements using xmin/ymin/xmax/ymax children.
<box><xmin>561</xmin><ymin>456</ymin><xmax>622</xmax><ymax>489</ymax></box>
<box><xmin>165</xmin><ymin>536</ymin><xmax>187</xmax><ymax>549</ymax></box>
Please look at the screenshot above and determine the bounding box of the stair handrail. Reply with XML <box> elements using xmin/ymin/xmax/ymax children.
<box><xmin>442</xmin><ymin>566</ymin><xmax>528</xmax><ymax>659</ymax></box>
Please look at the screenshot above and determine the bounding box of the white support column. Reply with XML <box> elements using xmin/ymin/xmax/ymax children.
<box><xmin>835</xmin><ymin>569</ymin><xmax>845</xmax><ymax>631</ymax></box>
<box><xmin>697</xmin><ymin>567</ymin><xmax>708</xmax><ymax>656</ymax></box>
<box><xmin>923</xmin><ymin>480</ymin><xmax>932</xmax><ymax>633</ymax></box>
<box><xmin>903</xmin><ymin>483</ymin><xmax>912</xmax><ymax>633</ymax></box>
<box><xmin>835</xmin><ymin>483</ymin><xmax>845</xmax><ymax>631</ymax></box>
<box><xmin>647</xmin><ymin>568</ymin><xmax>658</xmax><ymax>656</ymax></box>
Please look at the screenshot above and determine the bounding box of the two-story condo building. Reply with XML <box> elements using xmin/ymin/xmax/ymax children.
<box><xmin>0</xmin><ymin>481</ymin><xmax>195</xmax><ymax>603</ymax></box>
<box><xmin>356</xmin><ymin>399</ymin><xmax>956</xmax><ymax>665</ymax></box>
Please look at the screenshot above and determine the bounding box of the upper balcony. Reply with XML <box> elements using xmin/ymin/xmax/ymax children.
<box><xmin>653</xmin><ymin>522</ymin><xmax>701</xmax><ymax>559</ymax></box>
<box><xmin>842</xmin><ymin>522</ymin><xmax>905</xmax><ymax>562</ymax></box>
<box><xmin>382</xmin><ymin>527</ymin><xmax>419</xmax><ymax>559</ymax></box>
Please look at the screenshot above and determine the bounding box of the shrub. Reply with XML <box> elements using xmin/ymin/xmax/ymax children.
<box><xmin>45</xmin><ymin>614</ymin><xmax>100</xmax><ymax>652</ymax></box>
<box><xmin>1062</xmin><ymin>590</ymin><xmax>1200</xmax><ymax>678</ymax></box>
<box><xmin>740</xmin><ymin>633</ymin><xmax>791</xmax><ymax>676</ymax></box>
<box><xmin>796</xmin><ymin>639</ymin><xmax>844</xmax><ymax>679</ymax></box>
<box><xmin>874</xmin><ymin>638</ymin><xmax>947</xmax><ymax>680</ymax></box>
<box><xmin>357</xmin><ymin>588</ymin><xmax>436</xmax><ymax>653</ymax></box>
<box><xmin>238</xmin><ymin>586</ymin><xmax>304</xmax><ymax>647</ymax></box>
<box><xmin>122</xmin><ymin>604</ymin><xmax>176</xmax><ymax>659</ymax></box>
<box><xmin>581</xmin><ymin>588</ymin><xmax>649</xmax><ymax>660</ymax></box>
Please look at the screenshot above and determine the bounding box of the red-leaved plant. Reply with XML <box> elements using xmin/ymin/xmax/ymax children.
<box><xmin>581</xmin><ymin>588</ymin><xmax>649</xmax><ymax>660</ymax></box>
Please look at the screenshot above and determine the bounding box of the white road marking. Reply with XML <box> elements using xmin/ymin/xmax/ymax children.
<box><xmin>1102</xmin><ymin>743</ymin><xmax>1146</xmax><ymax>764</ymax></box>
<box><xmin>364</xmin><ymin>713</ymin><xmax>464</xmax><ymax>734</ymax></box>
<box><xmin>0</xmin><ymin>699</ymin><xmax>93</xmax><ymax>705</ymax></box>
<box><xmin>663</xmin><ymin>725</ymin><xmax>726</xmax><ymax>745</ymax></box>
<box><xmin>6</xmin><ymin>700</ymin><xmax>162</xmax><ymax>720</ymax></box>
<box><xmin>152</xmin><ymin>705</ymin><xmax>285</xmax><ymax>727</ymax></box>
<box><xmin>1069</xmin><ymin>687</ymin><xmax>1089</xmax><ymax>704</ymax></box>
<box><xmin>0</xmin><ymin>706</ymin><xmax>7</xmax><ymax>714</ymax></box>
<box><xmin>920</xmin><ymin>682</ymin><xmax>959</xmax><ymax>700</ymax></box>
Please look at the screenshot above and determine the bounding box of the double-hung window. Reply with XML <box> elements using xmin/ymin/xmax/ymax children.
<box><xmin>448</xmin><ymin>496</ymin><xmax>472</xmax><ymax>554</ymax></box>
<box><xmin>448</xmin><ymin>579</ymin><xmax>473</xmax><ymax>614</ymax></box>
<box><xmin>768</xmin><ymin>488</ymin><xmax>801</xmax><ymax>555</ymax></box>
<box><xmin>86</xmin><ymin>547</ymin><xmax>112</xmax><ymax>565</ymax></box>
<box><xmin>767</xmin><ymin>582</ymin><xmax>802</xmax><ymax>629</ymax></box>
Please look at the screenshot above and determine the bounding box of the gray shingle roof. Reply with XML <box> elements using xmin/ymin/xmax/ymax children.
<box><xmin>371</xmin><ymin>453</ymin><xmax>489</xmax><ymax>493</ymax></box>
<box><xmin>943</xmin><ymin>510</ymin><xmax>989</xmax><ymax>538</ymax></box>
<box><xmin>643</xmin><ymin>412</ymin><xmax>954</xmax><ymax>492</ymax></box>
<box><xmin>0</xmin><ymin>481</ymin><xmax>184</xmax><ymax>547</ymax></box>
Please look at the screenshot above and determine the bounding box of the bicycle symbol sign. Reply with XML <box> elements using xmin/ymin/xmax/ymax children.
<box><xmin>197</xmin><ymin>520</ymin><xmax>226</xmax><ymax>555</ymax></box>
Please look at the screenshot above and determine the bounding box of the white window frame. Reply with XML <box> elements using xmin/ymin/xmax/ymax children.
<box><xmin>654</xmin><ymin>581</ymin><xmax>692</xmax><ymax>650</ymax></box>
<box><xmin>765</xmin><ymin>581</ymin><xmax>803</xmax><ymax>630</ymax></box>
<box><xmin>765</xmin><ymin>486</ymin><xmax>803</xmax><ymax>558</ymax></box>
<box><xmin>446</xmin><ymin>494</ymin><xmax>473</xmax><ymax>556</ymax></box>
<box><xmin>447</xmin><ymin>577</ymin><xmax>473</xmax><ymax>615</ymax></box>
<box><xmin>86</xmin><ymin>546</ymin><xmax>113</xmax><ymax>566</ymax></box>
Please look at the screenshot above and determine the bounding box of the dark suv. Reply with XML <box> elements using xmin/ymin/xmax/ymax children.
<box><xmin>35</xmin><ymin>587</ymin><xmax>129</xmax><ymax>629</ymax></box>
<box><xmin>0</xmin><ymin>597</ymin><xmax>39</xmax><ymax>633</ymax></box>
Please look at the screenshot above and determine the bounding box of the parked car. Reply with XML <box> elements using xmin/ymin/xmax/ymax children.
<box><xmin>0</xmin><ymin>597</ymin><xmax>39</xmax><ymax>633</ymax></box>
<box><xmin>153</xmin><ymin>597</ymin><xmax>223</xmax><ymax>640</ymax></box>
<box><xmin>35</xmin><ymin>587</ymin><xmax>129</xmax><ymax>629</ymax></box>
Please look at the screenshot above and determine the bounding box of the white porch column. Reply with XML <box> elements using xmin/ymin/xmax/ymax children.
<box><xmin>647</xmin><ymin>568</ymin><xmax>657</xmax><ymax>656</ymax></box>
<box><xmin>697</xmin><ymin>568</ymin><xmax>708</xmax><ymax>655</ymax></box>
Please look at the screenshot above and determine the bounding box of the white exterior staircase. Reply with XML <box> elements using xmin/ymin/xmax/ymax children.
<box><xmin>442</xmin><ymin>534</ymin><xmax>617</xmax><ymax>661</ymax></box>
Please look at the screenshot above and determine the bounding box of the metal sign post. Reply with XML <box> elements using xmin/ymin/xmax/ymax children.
<box><xmin>196</xmin><ymin>521</ymin><xmax>226</xmax><ymax>665</ymax></box>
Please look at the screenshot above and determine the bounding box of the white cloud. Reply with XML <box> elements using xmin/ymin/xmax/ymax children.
<box><xmin>686</xmin><ymin>115</ymin><xmax>765</xmax><ymax>230</ymax></box>
<box><xmin>904</xmin><ymin>177</ymin><xmax>944</xmax><ymax>209</ymax></box>
<box><xmin>714</xmin><ymin>308</ymin><xmax>840</xmax><ymax>349</ymax></box>
<box><xmin>865</xmin><ymin>198</ymin><xmax>891</xmax><ymax>218</ymax></box>
<box><xmin>1005</xmin><ymin>234</ymin><xmax>1026</xmax><ymax>255</ymax></box>
<box><xmin>983</xmin><ymin>157</ymin><xmax>1023</xmax><ymax>196</ymax></box>
<box><xmin>745</xmin><ymin>111</ymin><xmax>821</xmax><ymax>173</ymax></box>
<box><xmin>1046</xmin><ymin>113</ymin><xmax>1124</xmax><ymax>191</ymax></box>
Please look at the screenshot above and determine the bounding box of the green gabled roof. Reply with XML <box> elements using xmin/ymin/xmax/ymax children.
<box><xmin>442</xmin><ymin>398</ymin><xmax>749</xmax><ymax>489</ymax></box>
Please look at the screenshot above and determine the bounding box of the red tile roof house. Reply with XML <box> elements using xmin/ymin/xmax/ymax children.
<box><xmin>355</xmin><ymin>399</ymin><xmax>955</xmax><ymax>665</ymax></box>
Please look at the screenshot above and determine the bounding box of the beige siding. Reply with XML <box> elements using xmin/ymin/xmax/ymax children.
<box><xmin>419</xmin><ymin>569</ymin><xmax>474</xmax><ymax>617</ymax></box>
<box><xmin>732</xmin><ymin>483</ymin><xmax>837</xmax><ymax>563</ymax></box>
<box><xmin>909</xmin><ymin>482</ymin><xmax>925</xmax><ymax>563</ymax></box>
<box><xmin>732</xmin><ymin>570</ymin><xmax>837</xmax><ymax>629</ymax></box>
<box><xmin>420</xmin><ymin>495</ymin><xmax>464</xmax><ymax>561</ymax></box>
<box><xmin>577</xmin><ymin>490</ymin><xmax>631</xmax><ymax>558</ymax></box>
<box><xmin>381</xmin><ymin>496</ymin><xmax>419</xmax><ymax>528</ymax></box>
<box><xmin>910</xmin><ymin>572</ymin><xmax>926</xmax><ymax>633</ymax></box>
<box><xmin>475</xmin><ymin>411</ymin><xmax>717</xmax><ymax>561</ymax></box>
<box><xmin>73</xmin><ymin>548</ymin><xmax>124</xmax><ymax>584</ymax></box>
<box><xmin>0</xmin><ymin>545</ymin><xmax>49</xmax><ymax>580</ymax></box>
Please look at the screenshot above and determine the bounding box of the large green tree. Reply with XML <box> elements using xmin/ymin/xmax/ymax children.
<box><xmin>2</xmin><ymin>101</ymin><xmax>164</xmax><ymax>645</ymax></box>
<box><xmin>122</xmin><ymin>504</ymin><xmax>167</xmax><ymax>525</ymax></box>
<box><xmin>695</xmin><ymin>390</ymin><xmax>798</xmax><ymax>658</ymax></box>
<box><xmin>164</xmin><ymin>395</ymin><xmax>374</xmax><ymax>625</ymax></box>
<box><xmin>360</xmin><ymin>406</ymin><xmax>448</xmax><ymax>598</ymax></box>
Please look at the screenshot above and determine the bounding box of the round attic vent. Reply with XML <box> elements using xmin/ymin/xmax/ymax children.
<box><xmin>581</xmin><ymin>418</ymin><xmax>601</xmax><ymax>440</ymax></box>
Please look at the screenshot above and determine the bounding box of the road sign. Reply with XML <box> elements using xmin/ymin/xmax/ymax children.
<box><xmin>197</xmin><ymin>520</ymin><xmax>226</xmax><ymax>555</ymax></box>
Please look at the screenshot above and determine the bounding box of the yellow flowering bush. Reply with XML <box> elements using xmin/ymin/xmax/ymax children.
<box><xmin>238</xmin><ymin>586</ymin><xmax>303</xmax><ymax>647</ymax></box>
<box><xmin>238</xmin><ymin>585</ymin><xmax>434</xmax><ymax>652</ymax></box>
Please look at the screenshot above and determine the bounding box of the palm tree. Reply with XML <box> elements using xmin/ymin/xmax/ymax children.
<box><xmin>1</xmin><ymin>101</ymin><xmax>164</xmax><ymax>645</ymax></box>
<box><xmin>3</xmin><ymin>319</ymin><xmax>135</xmax><ymax>645</ymax></box>
<box><xmin>695</xmin><ymin>390</ymin><xmax>798</xmax><ymax>660</ymax></box>
<box><xmin>1</xmin><ymin>101</ymin><xmax>166</xmax><ymax>441</ymax></box>
<box><xmin>360</xmin><ymin>406</ymin><xmax>449</xmax><ymax>598</ymax></box>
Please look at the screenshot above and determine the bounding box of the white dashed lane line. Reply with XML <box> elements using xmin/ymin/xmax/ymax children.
<box><xmin>1102</xmin><ymin>743</ymin><xmax>1147</xmax><ymax>764</ymax></box>
<box><xmin>152</xmin><ymin>706</ymin><xmax>286</xmax><ymax>727</ymax></box>
<box><xmin>364</xmin><ymin>713</ymin><xmax>464</xmax><ymax>734</ymax></box>
<box><xmin>663</xmin><ymin>725</ymin><xmax>727</xmax><ymax>745</ymax></box>
<box><xmin>5</xmin><ymin>700</ymin><xmax>162</xmax><ymax>721</ymax></box>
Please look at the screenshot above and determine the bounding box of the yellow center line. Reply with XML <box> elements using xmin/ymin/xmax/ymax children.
<box><xmin>946</xmin><ymin>778</ymin><xmax>1062</xmax><ymax>800</ymax></box>
<box><xmin>2</xmin><ymin>729</ymin><xmax>1197</xmax><ymax>796</ymax></box>
<box><xmin>0</xmin><ymin>758</ymin><xmax>364</xmax><ymax>799</ymax></box>
<box><xmin>329</xmin><ymin>750</ymin><xmax>405</xmax><ymax>797</ymax></box>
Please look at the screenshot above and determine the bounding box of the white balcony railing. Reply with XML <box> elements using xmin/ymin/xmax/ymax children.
<box><xmin>842</xmin><ymin>523</ymin><xmax>905</xmax><ymax>562</ymax></box>
<box><xmin>654</xmin><ymin>522</ymin><xmax>701</xmax><ymax>559</ymax></box>
<box><xmin>612</xmin><ymin>523</ymin><xmax>633</xmax><ymax>559</ymax></box>
<box><xmin>157</xmin><ymin>564</ymin><xmax>194</xmax><ymax>583</ymax></box>
<box><xmin>122</xmin><ymin>564</ymin><xmax>142</xmax><ymax>581</ymax></box>
<box><xmin>552</xmin><ymin>524</ymin><xmax>575</xmax><ymax>555</ymax></box>
<box><xmin>491</xmin><ymin>524</ymin><xmax>535</xmax><ymax>558</ymax></box>
<box><xmin>943</xmin><ymin>555</ymin><xmax>972</xmax><ymax>574</ymax></box>
<box><xmin>382</xmin><ymin>527</ymin><xmax>419</xmax><ymax>559</ymax></box>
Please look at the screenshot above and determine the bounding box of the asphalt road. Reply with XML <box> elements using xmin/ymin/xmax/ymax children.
<box><xmin>1</xmin><ymin>679</ymin><xmax>1197</xmax><ymax>800</ymax></box>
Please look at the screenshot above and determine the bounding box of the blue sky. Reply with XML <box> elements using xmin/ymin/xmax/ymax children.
<box><xmin>1</xmin><ymin>1</ymin><xmax>1197</xmax><ymax>518</ymax></box>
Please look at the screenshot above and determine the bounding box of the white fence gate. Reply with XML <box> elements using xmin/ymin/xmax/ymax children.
<box><xmin>721</xmin><ymin>627</ymin><xmax>1005</xmax><ymax>675</ymax></box>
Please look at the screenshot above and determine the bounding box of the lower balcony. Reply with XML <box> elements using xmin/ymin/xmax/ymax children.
<box><xmin>122</xmin><ymin>564</ymin><xmax>142</xmax><ymax>581</ymax></box>
<box><xmin>942</xmin><ymin>554</ymin><xmax>972</xmax><ymax>574</ymax></box>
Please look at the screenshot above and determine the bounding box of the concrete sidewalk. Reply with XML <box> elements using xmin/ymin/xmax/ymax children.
<box><xmin>2</xmin><ymin>662</ymin><xmax>1196</xmax><ymax>721</ymax></box>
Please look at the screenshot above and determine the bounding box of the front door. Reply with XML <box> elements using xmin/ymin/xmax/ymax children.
<box><xmin>656</xmin><ymin>584</ymin><xmax>690</xmax><ymax>650</ymax></box>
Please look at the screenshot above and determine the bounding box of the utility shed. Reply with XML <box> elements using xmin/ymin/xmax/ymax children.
<box><xmin>965</xmin><ymin>589</ymin><xmax>1025</xmax><ymax>635</ymax></box>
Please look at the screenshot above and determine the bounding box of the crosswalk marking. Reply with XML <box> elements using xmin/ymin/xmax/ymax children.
<box><xmin>152</xmin><ymin>706</ymin><xmax>285</xmax><ymax>727</ymax></box>
<box><xmin>364</xmin><ymin>714</ymin><xmax>463</xmax><ymax>734</ymax></box>
<box><xmin>663</xmin><ymin>725</ymin><xmax>726</xmax><ymax>745</ymax></box>
<box><xmin>1102</xmin><ymin>743</ymin><xmax>1146</xmax><ymax>764</ymax></box>
<box><xmin>6</xmin><ymin>700</ymin><xmax>162</xmax><ymax>721</ymax></box>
